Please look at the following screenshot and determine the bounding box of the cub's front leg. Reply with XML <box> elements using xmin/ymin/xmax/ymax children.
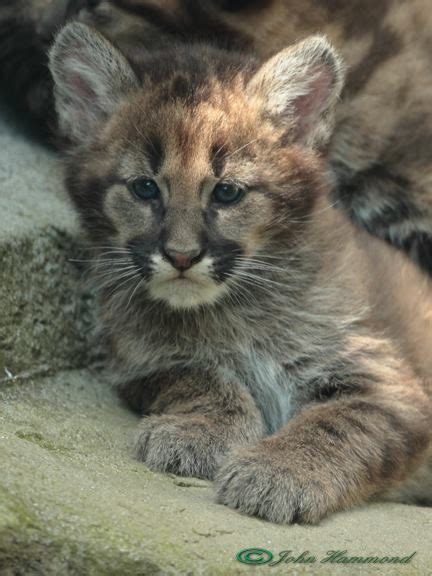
<box><xmin>123</xmin><ymin>369</ymin><xmax>265</xmax><ymax>480</ymax></box>
<box><xmin>216</xmin><ymin>367</ymin><xmax>431</xmax><ymax>524</ymax></box>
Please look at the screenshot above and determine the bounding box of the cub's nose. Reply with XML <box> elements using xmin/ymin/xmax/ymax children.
<box><xmin>163</xmin><ymin>247</ymin><xmax>204</xmax><ymax>271</ymax></box>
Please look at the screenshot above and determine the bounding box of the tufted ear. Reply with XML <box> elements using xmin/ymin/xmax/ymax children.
<box><xmin>248</xmin><ymin>36</ymin><xmax>345</xmax><ymax>149</ymax></box>
<box><xmin>49</xmin><ymin>22</ymin><xmax>138</xmax><ymax>143</ymax></box>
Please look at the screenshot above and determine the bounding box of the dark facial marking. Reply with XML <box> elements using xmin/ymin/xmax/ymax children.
<box><xmin>209</xmin><ymin>238</ymin><xmax>243</xmax><ymax>282</ymax></box>
<box><xmin>128</xmin><ymin>236</ymin><xmax>159</xmax><ymax>279</ymax></box>
<box><xmin>201</xmin><ymin>202</ymin><xmax>244</xmax><ymax>282</ymax></box>
<box><xmin>65</xmin><ymin>169</ymin><xmax>117</xmax><ymax>240</ymax></box>
<box><xmin>211</xmin><ymin>143</ymin><xmax>227</xmax><ymax>178</ymax></box>
<box><xmin>145</xmin><ymin>135</ymin><xmax>164</xmax><ymax>174</ymax></box>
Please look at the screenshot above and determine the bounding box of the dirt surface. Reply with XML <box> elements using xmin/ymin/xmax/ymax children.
<box><xmin>0</xmin><ymin>370</ymin><xmax>430</xmax><ymax>576</ymax></box>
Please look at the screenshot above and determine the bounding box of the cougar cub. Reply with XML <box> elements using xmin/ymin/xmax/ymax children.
<box><xmin>47</xmin><ymin>22</ymin><xmax>431</xmax><ymax>524</ymax></box>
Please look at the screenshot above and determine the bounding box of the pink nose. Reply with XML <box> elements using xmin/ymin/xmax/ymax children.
<box><xmin>163</xmin><ymin>248</ymin><xmax>203</xmax><ymax>271</ymax></box>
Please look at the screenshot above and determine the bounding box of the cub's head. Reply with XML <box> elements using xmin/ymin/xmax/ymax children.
<box><xmin>50</xmin><ymin>23</ymin><xmax>344</xmax><ymax>309</ymax></box>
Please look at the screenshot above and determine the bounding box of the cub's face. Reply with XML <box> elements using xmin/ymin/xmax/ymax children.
<box><xmin>96</xmin><ymin>96</ymin><xmax>322</xmax><ymax>309</ymax></box>
<box><xmin>51</xmin><ymin>24</ymin><xmax>343</xmax><ymax>309</ymax></box>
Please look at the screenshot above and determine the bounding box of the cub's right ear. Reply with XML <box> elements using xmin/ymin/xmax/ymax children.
<box><xmin>247</xmin><ymin>36</ymin><xmax>344</xmax><ymax>149</ymax></box>
<box><xmin>49</xmin><ymin>22</ymin><xmax>138</xmax><ymax>143</ymax></box>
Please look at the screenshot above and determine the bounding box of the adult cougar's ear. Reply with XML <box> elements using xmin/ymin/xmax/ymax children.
<box><xmin>49</xmin><ymin>22</ymin><xmax>138</xmax><ymax>143</ymax></box>
<box><xmin>248</xmin><ymin>35</ymin><xmax>345</xmax><ymax>149</ymax></box>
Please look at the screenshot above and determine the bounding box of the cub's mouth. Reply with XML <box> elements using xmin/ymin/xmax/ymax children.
<box><xmin>148</xmin><ymin>272</ymin><xmax>228</xmax><ymax>310</ymax></box>
<box><xmin>121</xmin><ymin>240</ymin><xmax>240</xmax><ymax>309</ymax></box>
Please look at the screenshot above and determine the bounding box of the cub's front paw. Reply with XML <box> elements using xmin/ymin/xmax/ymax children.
<box><xmin>134</xmin><ymin>414</ymin><xmax>228</xmax><ymax>479</ymax></box>
<box><xmin>215</xmin><ymin>445</ymin><xmax>334</xmax><ymax>524</ymax></box>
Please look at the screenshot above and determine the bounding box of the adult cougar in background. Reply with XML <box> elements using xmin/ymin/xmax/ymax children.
<box><xmin>0</xmin><ymin>0</ymin><xmax>432</xmax><ymax>271</ymax></box>
<box><xmin>24</xmin><ymin>15</ymin><xmax>429</xmax><ymax>523</ymax></box>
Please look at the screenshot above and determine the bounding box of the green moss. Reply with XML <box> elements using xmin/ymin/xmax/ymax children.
<box><xmin>0</xmin><ymin>229</ymin><xmax>98</xmax><ymax>376</ymax></box>
<box><xmin>0</xmin><ymin>538</ymin><xmax>163</xmax><ymax>576</ymax></box>
<box><xmin>0</xmin><ymin>473</ymin><xmax>162</xmax><ymax>576</ymax></box>
<box><xmin>14</xmin><ymin>430</ymin><xmax>70</xmax><ymax>453</ymax></box>
<box><xmin>0</xmin><ymin>485</ymin><xmax>40</xmax><ymax>533</ymax></box>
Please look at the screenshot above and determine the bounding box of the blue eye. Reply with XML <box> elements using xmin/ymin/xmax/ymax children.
<box><xmin>130</xmin><ymin>178</ymin><xmax>160</xmax><ymax>201</ymax></box>
<box><xmin>212</xmin><ymin>183</ymin><xmax>245</xmax><ymax>205</ymax></box>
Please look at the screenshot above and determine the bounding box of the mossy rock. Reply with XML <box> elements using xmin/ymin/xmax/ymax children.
<box><xmin>0</xmin><ymin>110</ymin><xmax>97</xmax><ymax>376</ymax></box>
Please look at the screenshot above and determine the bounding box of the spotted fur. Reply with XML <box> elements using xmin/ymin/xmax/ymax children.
<box><xmin>41</xmin><ymin>23</ymin><xmax>432</xmax><ymax>524</ymax></box>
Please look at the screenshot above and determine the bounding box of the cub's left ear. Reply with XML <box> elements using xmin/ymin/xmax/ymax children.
<box><xmin>49</xmin><ymin>22</ymin><xmax>139</xmax><ymax>144</ymax></box>
<box><xmin>248</xmin><ymin>36</ymin><xmax>345</xmax><ymax>149</ymax></box>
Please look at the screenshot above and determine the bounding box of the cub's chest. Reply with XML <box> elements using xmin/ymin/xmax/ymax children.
<box><xmin>217</xmin><ymin>349</ymin><xmax>302</xmax><ymax>434</ymax></box>
<box><xmin>124</xmin><ymin>317</ymin><xmax>309</xmax><ymax>431</ymax></box>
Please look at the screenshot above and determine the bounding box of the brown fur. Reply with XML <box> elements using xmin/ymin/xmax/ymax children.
<box><xmin>41</xmin><ymin>23</ymin><xmax>432</xmax><ymax>523</ymax></box>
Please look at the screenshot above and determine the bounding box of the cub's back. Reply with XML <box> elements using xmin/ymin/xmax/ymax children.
<box><xmin>311</xmin><ymin>199</ymin><xmax>432</xmax><ymax>388</ymax></box>
<box><xmin>355</xmin><ymin>228</ymin><xmax>432</xmax><ymax>386</ymax></box>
